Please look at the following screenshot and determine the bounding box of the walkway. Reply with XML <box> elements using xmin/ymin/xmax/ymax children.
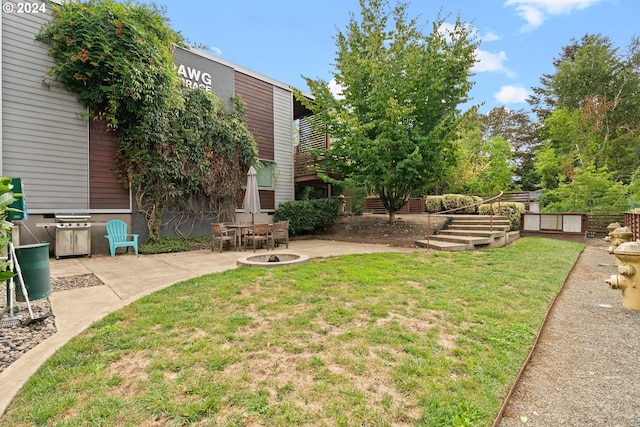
<box><xmin>496</xmin><ymin>239</ymin><xmax>640</xmax><ymax>426</ymax></box>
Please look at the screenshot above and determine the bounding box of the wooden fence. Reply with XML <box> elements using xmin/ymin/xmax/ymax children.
<box><xmin>363</xmin><ymin>197</ymin><xmax>425</xmax><ymax>214</ymax></box>
<box><xmin>501</xmin><ymin>191</ymin><xmax>534</xmax><ymax>211</ymax></box>
<box><xmin>586</xmin><ymin>212</ymin><xmax>626</xmax><ymax>238</ymax></box>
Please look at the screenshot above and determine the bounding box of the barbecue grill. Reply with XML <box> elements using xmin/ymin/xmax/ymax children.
<box><xmin>54</xmin><ymin>214</ymin><xmax>92</xmax><ymax>259</ymax></box>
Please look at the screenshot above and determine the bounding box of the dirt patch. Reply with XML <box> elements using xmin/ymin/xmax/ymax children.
<box><xmin>309</xmin><ymin>214</ymin><xmax>448</xmax><ymax>247</ymax></box>
<box><xmin>107</xmin><ymin>351</ymin><xmax>151</xmax><ymax>398</ymax></box>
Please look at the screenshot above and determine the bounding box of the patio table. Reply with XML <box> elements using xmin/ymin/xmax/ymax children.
<box><xmin>226</xmin><ymin>224</ymin><xmax>254</xmax><ymax>248</ymax></box>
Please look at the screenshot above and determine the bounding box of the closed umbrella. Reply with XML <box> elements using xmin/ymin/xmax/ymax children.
<box><xmin>242</xmin><ymin>166</ymin><xmax>261</xmax><ymax>223</ymax></box>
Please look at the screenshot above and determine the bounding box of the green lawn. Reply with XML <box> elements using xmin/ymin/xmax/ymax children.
<box><xmin>1</xmin><ymin>237</ymin><xmax>583</xmax><ymax>426</ymax></box>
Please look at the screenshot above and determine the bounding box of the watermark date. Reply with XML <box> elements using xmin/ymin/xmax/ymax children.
<box><xmin>3</xmin><ymin>2</ymin><xmax>47</xmax><ymax>14</ymax></box>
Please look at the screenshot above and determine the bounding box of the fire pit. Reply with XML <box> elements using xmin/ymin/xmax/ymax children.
<box><xmin>237</xmin><ymin>253</ymin><xmax>309</xmax><ymax>267</ymax></box>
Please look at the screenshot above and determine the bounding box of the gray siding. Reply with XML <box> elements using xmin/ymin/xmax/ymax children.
<box><xmin>273</xmin><ymin>87</ymin><xmax>294</xmax><ymax>206</ymax></box>
<box><xmin>2</xmin><ymin>1</ymin><xmax>89</xmax><ymax>211</ymax></box>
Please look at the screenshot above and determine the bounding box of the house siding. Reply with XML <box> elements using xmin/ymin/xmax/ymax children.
<box><xmin>89</xmin><ymin>118</ymin><xmax>130</xmax><ymax>210</ymax></box>
<box><xmin>273</xmin><ymin>87</ymin><xmax>294</xmax><ymax>207</ymax></box>
<box><xmin>2</xmin><ymin>8</ymin><xmax>298</xmax><ymax>249</ymax></box>
<box><xmin>258</xmin><ymin>189</ymin><xmax>275</xmax><ymax>211</ymax></box>
<box><xmin>2</xmin><ymin>1</ymin><xmax>89</xmax><ymax>211</ymax></box>
<box><xmin>235</xmin><ymin>71</ymin><xmax>274</xmax><ymax>161</ymax></box>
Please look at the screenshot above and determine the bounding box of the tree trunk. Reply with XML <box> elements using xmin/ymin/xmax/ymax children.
<box><xmin>388</xmin><ymin>210</ymin><xmax>397</xmax><ymax>224</ymax></box>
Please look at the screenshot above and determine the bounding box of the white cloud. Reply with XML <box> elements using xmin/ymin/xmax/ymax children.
<box><xmin>514</xmin><ymin>5</ymin><xmax>546</xmax><ymax>31</ymax></box>
<box><xmin>327</xmin><ymin>79</ymin><xmax>344</xmax><ymax>99</ymax></box>
<box><xmin>481</xmin><ymin>31</ymin><xmax>502</xmax><ymax>42</ymax></box>
<box><xmin>201</xmin><ymin>45</ymin><xmax>222</xmax><ymax>56</ymax></box>
<box><xmin>473</xmin><ymin>49</ymin><xmax>518</xmax><ymax>79</ymax></box>
<box><xmin>505</xmin><ymin>0</ymin><xmax>603</xmax><ymax>31</ymax></box>
<box><xmin>494</xmin><ymin>85</ymin><xmax>530</xmax><ymax>104</ymax></box>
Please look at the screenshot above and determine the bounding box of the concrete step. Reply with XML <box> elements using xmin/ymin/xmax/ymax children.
<box><xmin>438</xmin><ymin>229</ymin><xmax>506</xmax><ymax>239</ymax></box>
<box><xmin>414</xmin><ymin>239</ymin><xmax>470</xmax><ymax>252</ymax></box>
<box><xmin>452</xmin><ymin>221</ymin><xmax>511</xmax><ymax>228</ymax></box>
<box><xmin>417</xmin><ymin>215</ymin><xmax>512</xmax><ymax>252</ymax></box>
<box><xmin>449</xmin><ymin>215</ymin><xmax>509</xmax><ymax>219</ymax></box>
<box><xmin>448</xmin><ymin>224</ymin><xmax>511</xmax><ymax>232</ymax></box>
<box><xmin>430</xmin><ymin>234</ymin><xmax>494</xmax><ymax>245</ymax></box>
<box><xmin>451</xmin><ymin>218</ymin><xmax>511</xmax><ymax>225</ymax></box>
<box><xmin>449</xmin><ymin>215</ymin><xmax>509</xmax><ymax>221</ymax></box>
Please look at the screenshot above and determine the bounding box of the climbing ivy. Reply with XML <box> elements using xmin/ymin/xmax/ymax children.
<box><xmin>37</xmin><ymin>0</ymin><xmax>257</xmax><ymax>242</ymax></box>
<box><xmin>37</xmin><ymin>0</ymin><xmax>181</xmax><ymax>128</ymax></box>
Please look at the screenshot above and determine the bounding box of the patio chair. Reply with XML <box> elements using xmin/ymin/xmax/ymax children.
<box><xmin>105</xmin><ymin>219</ymin><xmax>139</xmax><ymax>257</ymax></box>
<box><xmin>244</xmin><ymin>223</ymin><xmax>270</xmax><ymax>252</ymax></box>
<box><xmin>269</xmin><ymin>220</ymin><xmax>289</xmax><ymax>248</ymax></box>
<box><xmin>211</xmin><ymin>223</ymin><xmax>236</xmax><ymax>252</ymax></box>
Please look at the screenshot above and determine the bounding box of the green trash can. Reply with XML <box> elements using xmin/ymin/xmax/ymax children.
<box><xmin>15</xmin><ymin>243</ymin><xmax>51</xmax><ymax>302</ymax></box>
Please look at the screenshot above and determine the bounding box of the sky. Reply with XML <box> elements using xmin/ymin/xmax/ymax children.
<box><xmin>154</xmin><ymin>0</ymin><xmax>639</xmax><ymax>114</ymax></box>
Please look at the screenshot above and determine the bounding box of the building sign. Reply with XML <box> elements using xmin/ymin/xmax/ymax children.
<box><xmin>177</xmin><ymin>64</ymin><xmax>212</xmax><ymax>93</ymax></box>
<box><xmin>173</xmin><ymin>47</ymin><xmax>235</xmax><ymax>108</ymax></box>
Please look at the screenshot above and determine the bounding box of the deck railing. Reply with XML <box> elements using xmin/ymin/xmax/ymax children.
<box><xmin>624</xmin><ymin>212</ymin><xmax>640</xmax><ymax>241</ymax></box>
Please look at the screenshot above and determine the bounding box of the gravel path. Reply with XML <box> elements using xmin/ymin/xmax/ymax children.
<box><xmin>496</xmin><ymin>238</ymin><xmax>640</xmax><ymax>426</ymax></box>
<box><xmin>0</xmin><ymin>274</ymin><xmax>103</xmax><ymax>373</ymax></box>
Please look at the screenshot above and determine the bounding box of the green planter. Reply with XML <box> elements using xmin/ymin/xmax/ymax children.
<box><xmin>15</xmin><ymin>243</ymin><xmax>51</xmax><ymax>302</ymax></box>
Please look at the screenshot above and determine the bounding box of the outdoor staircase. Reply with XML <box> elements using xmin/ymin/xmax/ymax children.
<box><xmin>415</xmin><ymin>215</ymin><xmax>516</xmax><ymax>251</ymax></box>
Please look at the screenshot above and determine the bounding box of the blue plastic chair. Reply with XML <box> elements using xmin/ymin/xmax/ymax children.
<box><xmin>105</xmin><ymin>219</ymin><xmax>139</xmax><ymax>257</ymax></box>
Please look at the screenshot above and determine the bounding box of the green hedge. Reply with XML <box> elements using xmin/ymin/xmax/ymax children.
<box><xmin>425</xmin><ymin>194</ymin><xmax>483</xmax><ymax>214</ymax></box>
<box><xmin>274</xmin><ymin>199</ymin><xmax>340</xmax><ymax>236</ymax></box>
<box><xmin>478</xmin><ymin>202</ymin><xmax>526</xmax><ymax>231</ymax></box>
<box><xmin>424</xmin><ymin>195</ymin><xmax>444</xmax><ymax>213</ymax></box>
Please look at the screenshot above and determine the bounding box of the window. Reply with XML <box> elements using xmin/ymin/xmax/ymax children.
<box><xmin>256</xmin><ymin>161</ymin><xmax>274</xmax><ymax>188</ymax></box>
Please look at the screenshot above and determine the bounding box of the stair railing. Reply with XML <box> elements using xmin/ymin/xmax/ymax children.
<box><xmin>426</xmin><ymin>192</ymin><xmax>504</xmax><ymax>248</ymax></box>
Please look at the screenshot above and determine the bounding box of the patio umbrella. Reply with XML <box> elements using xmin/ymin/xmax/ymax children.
<box><xmin>242</xmin><ymin>166</ymin><xmax>261</xmax><ymax>223</ymax></box>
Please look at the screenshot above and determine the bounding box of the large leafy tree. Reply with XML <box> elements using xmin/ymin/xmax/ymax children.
<box><xmin>445</xmin><ymin>111</ymin><xmax>516</xmax><ymax>195</ymax></box>
<box><xmin>480</xmin><ymin>107</ymin><xmax>540</xmax><ymax>190</ymax></box>
<box><xmin>530</xmin><ymin>34</ymin><xmax>640</xmax><ymax>184</ymax></box>
<box><xmin>541</xmin><ymin>166</ymin><xmax>630</xmax><ymax>212</ymax></box>
<box><xmin>296</xmin><ymin>0</ymin><xmax>478</xmax><ymax>222</ymax></box>
<box><xmin>529</xmin><ymin>33</ymin><xmax>640</xmax><ymax>212</ymax></box>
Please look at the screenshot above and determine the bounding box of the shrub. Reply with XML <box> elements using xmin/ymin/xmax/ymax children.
<box><xmin>274</xmin><ymin>199</ymin><xmax>340</xmax><ymax>236</ymax></box>
<box><xmin>441</xmin><ymin>194</ymin><xmax>461</xmax><ymax>211</ymax></box>
<box><xmin>425</xmin><ymin>195</ymin><xmax>444</xmax><ymax>213</ymax></box>
<box><xmin>0</xmin><ymin>177</ymin><xmax>18</xmax><ymax>282</ymax></box>
<box><xmin>139</xmin><ymin>235</ymin><xmax>210</xmax><ymax>254</ymax></box>
<box><xmin>427</xmin><ymin>194</ymin><xmax>483</xmax><ymax>214</ymax></box>
<box><xmin>478</xmin><ymin>202</ymin><xmax>526</xmax><ymax>231</ymax></box>
<box><xmin>459</xmin><ymin>195</ymin><xmax>483</xmax><ymax>214</ymax></box>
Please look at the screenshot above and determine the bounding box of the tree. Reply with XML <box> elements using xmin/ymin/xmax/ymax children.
<box><xmin>296</xmin><ymin>0</ymin><xmax>478</xmax><ymax>222</ymax></box>
<box><xmin>534</xmin><ymin>140</ymin><xmax>564</xmax><ymax>190</ymax></box>
<box><xmin>446</xmin><ymin>112</ymin><xmax>516</xmax><ymax>195</ymax></box>
<box><xmin>480</xmin><ymin>107</ymin><xmax>540</xmax><ymax>190</ymax></box>
<box><xmin>529</xmin><ymin>34</ymin><xmax>640</xmax><ymax>184</ymax></box>
<box><xmin>541</xmin><ymin>166</ymin><xmax>630</xmax><ymax>212</ymax></box>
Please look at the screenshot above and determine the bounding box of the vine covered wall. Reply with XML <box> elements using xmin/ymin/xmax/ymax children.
<box><xmin>37</xmin><ymin>0</ymin><xmax>257</xmax><ymax>242</ymax></box>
